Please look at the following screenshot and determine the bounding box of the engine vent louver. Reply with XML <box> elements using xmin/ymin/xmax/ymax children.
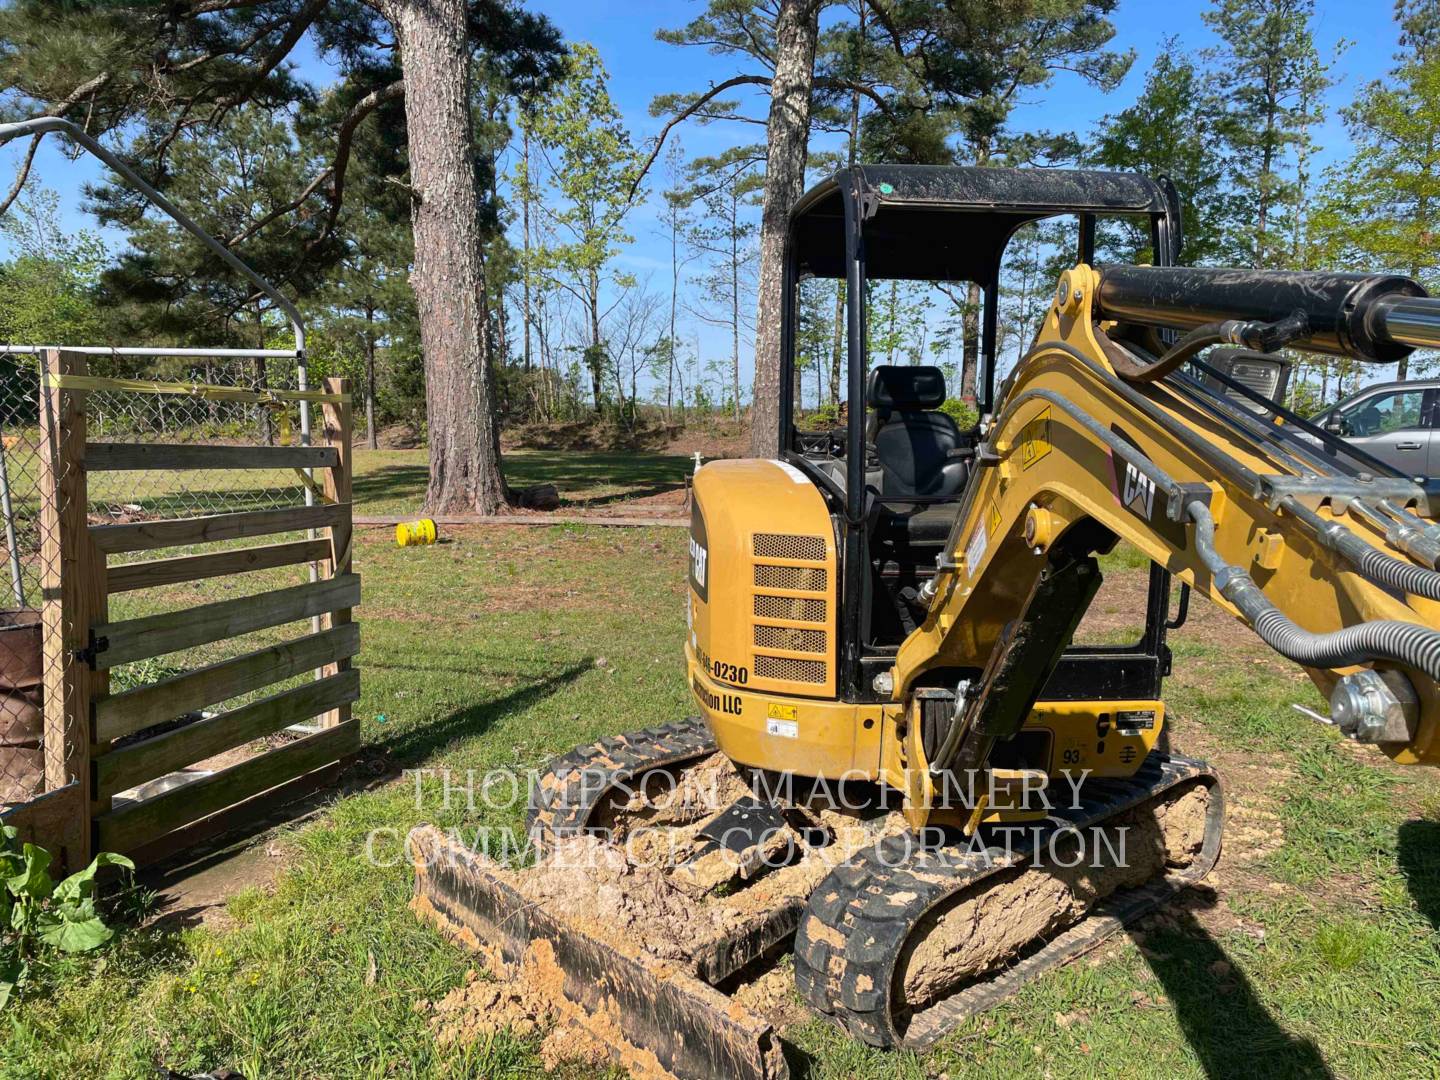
<box><xmin>754</xmin><ymin>564</ymin><xmax>827</xmax><ymax>592</ymax></box>
<box><xmin>754</xmin><ymin>624</ymin><xmax>827</xmax><ymax>654</ymax></box>
<box><xmin>754</xmin><ymin>594</ymin><xmax>826</xmax><ymax>623</ymax></box>
<box><xmin>755</xmin><ymin>654</ymin><xmax>827</xmax><ymax>683</ymax></box>
<box><xmin>751</xmin><ymin>533</ymin><xmax>830</xmax><ymax>686</ymax></box>
<box><xmin>753</xmin><ymin>532</ymin><xmax>826</xmax><ymax>561</ymax></box>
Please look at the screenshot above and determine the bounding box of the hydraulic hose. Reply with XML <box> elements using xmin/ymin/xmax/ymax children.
<box><xmin>1278</xmin><ymin>496</ymin><xmax>1440</xmax><ymax>600</ymax></box>
<box><xmin>1188</xmin><ymin>500</ymin><xmax>1440</xmax><ymax>681</ymax></box>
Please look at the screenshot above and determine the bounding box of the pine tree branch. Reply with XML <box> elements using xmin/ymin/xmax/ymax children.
<box><xmin>206</xmin><ymin>0</ymin><xmax>328</xmax><ymax>123</ymax></box>
<box><xmin>0</xmin><ymin>71</ymin><xmax>114</xmax><ymax>217</ymax></box>
<box><xmin>226</xmin><ymin>79</ymin><xmax>404</xmax><ymax>249</ymax></box>
<box><xmin>629</xmin><ymin>75</ymin><xmax>772</xmax><ymax>201</ymax></box>
<box><xmin>0</xmin><ymin>133</ymin><xmax>43</xmax><ymax>218</ymax></box>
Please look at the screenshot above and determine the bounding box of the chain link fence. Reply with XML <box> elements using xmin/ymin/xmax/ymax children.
<box><xmin>0</xmin><ymin>352</ymin><xmax>319</xmax><ymax>813</ymax></box>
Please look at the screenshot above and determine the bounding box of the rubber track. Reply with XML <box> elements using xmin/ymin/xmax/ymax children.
<box><xmin>792</xmin><ymin>753</ymin><xmax>1223</xmax><ymax>1049</ymax></box>
<box><xmin>526</xmin><ymin>716</ymin><xmax>717</xmax><ymax>853</ymax></box>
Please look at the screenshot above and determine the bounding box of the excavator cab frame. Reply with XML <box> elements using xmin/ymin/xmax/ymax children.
<box><xmin>774</xmin><ymin>165</ymin><xmax>1186</xmax><ymax>703</ymax></box>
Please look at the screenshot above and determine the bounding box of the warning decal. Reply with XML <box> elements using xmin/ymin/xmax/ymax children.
<box><xmin>1019</xmin><ymin>406</ymin><xmax>1053</xmax><ymax>470</ymax></box>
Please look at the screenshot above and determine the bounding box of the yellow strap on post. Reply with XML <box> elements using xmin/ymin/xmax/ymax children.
<box><xmin>41</xmin><ymin>372</ymin><xmax>349</xmax><ymax>405</ymax></box>
<box><xmin>292</xmin><ymin>467</ymin><xmax>335</xmax><ymax>504</ymax></box>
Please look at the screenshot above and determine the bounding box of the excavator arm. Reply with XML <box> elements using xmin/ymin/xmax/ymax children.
<box><xmin>889</xmin><ymin>263</ymin><xmax>1440</xmax><ymax>824</ymax></box>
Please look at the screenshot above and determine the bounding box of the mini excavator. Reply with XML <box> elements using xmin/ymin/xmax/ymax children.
<box><xmin>411</xmin><ymin>165</ymin><xmax>1440</xmax><ymax>1079</ymax></box>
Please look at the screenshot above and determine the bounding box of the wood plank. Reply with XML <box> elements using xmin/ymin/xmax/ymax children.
<box><xmin>87</xmin><ymin>442</ymin><xmax>339</xmax><ymax>471</ymax></box>
<box><xmin>39</xmin><ymin>349</ymin><xmax>105</xmax><ymax>858</ymax></box>
<box><xmin>95</xmin><ymin>624</ymin><xmax>361</xmax><ymax>743</ymax></box>
<box><xmin>90</xmin><ymin>503</ymin><xmax>349</xmax><ymax>554</ymax></box>
<box><xmin>120</xmin><ymin>758</ymin><xmax>348</xmax><ymax>870</ymax></box>
<box><xmin>91</xmin><ymin>574</ymin><xmax>360</xmax><ymax>669</ymax></box>
<box><xmin>94</xmin><ymin>670</ymin><xmax>360</xmax><ymax>800</ymax></box>
<box><xmin>319</xmin><ymin>376</ymin><xmax>354</xmax><ymax>729</ymax></box>
<box><xmin>106</xmin><ymin>538</ymin><xmax>331</xmax><ymax>594</ymax></box>
<box><xmin>96</xmin><ymin>719</ymin><xmax>360</xmax><ymax>854</ymax></box>
<box><xmin>0</xmin><ymin>783</ymin><xmax>86</xmax><ymax>870</ymax></box>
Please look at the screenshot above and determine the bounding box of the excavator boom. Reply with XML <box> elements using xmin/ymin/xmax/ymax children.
<box><xmin>889</xmin><ymin>263</ymin><xmax>1440</xmax><ymax>829</ymax></box>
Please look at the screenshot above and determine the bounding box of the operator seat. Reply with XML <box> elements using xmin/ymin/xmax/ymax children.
<box><xmin>866</xmin><ymin>365</ymin><xmax>969</xmax><ymax>543</ymax></box>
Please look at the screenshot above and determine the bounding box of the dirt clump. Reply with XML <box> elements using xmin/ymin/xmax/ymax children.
<box><xmin>424</xmin><ymin>964</ymin><xmax>611</xmax><ymax>1072</ymax></box>
<box><xmin>513</xmin><ymin>834</ymin><xmax>733</xmax><ymax>962</ymax></box>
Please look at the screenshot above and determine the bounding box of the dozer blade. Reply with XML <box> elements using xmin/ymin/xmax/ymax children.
<box><xmin>410</xmin><ymin>824</ymin><xmax>790</xmax><ymax>1080</ymax></box>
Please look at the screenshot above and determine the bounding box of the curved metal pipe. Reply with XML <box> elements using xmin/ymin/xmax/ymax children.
<box><xmin>0</xmin><ymin>117</ymin><xmax>311</xmax><ymax>444</ymax></box>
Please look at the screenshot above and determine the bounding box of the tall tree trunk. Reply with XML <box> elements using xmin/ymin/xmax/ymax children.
<box><xmin>253</xmin><ymin>304</ymin><xmax>273</xmax><ymax>446</ymax></box>
<box><xmin>386</xmin><ymin>0</ymin><xmax>507</xmax><ymax>514</ymax></box>
<box><xmin>828</xmin><ymin>281</ymin><xmax>844</xmax><ymax>406</ymax></box>
<box><xmin>960</xmin><ymin>283</ymin><xmax>979</xmax><ymax>400</ymax></box>
<box><xmin>731</xmin><ymin>195</ymin><xmax>742</xmax><ymax>422</ymax></box>
<box><xmin>588</xmin><ymin>273</ymin><xmax>604</xmax><ymax>412</ymax></box>
<box><xmin>521</xmin><ymin>124</ymin><xmax>533</xmax><ymax>373</ymax></box>
<box><xmin>364</xmin><ymin>300</ymin><xmax>379</xmax><ymax>450</ymax></box>
<box><xmin>749</xmin><ymin>0</ymin><xmax>819</xmax><ymax>457</ymax></box>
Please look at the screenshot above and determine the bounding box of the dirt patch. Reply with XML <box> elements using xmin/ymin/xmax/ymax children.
<box><xmin>898</xmin><ymin>784</ymin><xmax>1210</xmax><ymax>1010</ymax></box>
<box><xmin>424</xmin><ymin>964</ymin><xmax>611</xmax><ymax>1071</ymax></box>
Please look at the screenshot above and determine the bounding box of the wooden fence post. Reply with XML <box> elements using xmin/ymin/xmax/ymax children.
<box><xmin>38</xmin><ymin>349</ymin><xmax>107</xmax><ymax>866</ymax></box>
<box><xmin>319</xmin><ymin>377</ymin><xmax>353</xmax><ymax>729</ymax></box>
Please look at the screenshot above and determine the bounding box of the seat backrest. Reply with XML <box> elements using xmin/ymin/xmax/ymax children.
<box><xmin>865</xmin><ymin>365</ymin><xmax>966</xmax><ymax>498</ymax></box>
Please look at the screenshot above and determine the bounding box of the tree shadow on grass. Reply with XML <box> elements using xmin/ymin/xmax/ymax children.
<box><xmin>1134</xmin><ymin>902</ymin><xmax>1333</xmax><ymax>1079</ymax></box>
<box><xmin>1397</xmin><ymin>818</ymin><xmax>1440</xmax><ymax>930</ymax></box>
<box><xmin>376</xmin><ymin>657</ymin><xmax>594</xmax><ymax>769</ymax></box>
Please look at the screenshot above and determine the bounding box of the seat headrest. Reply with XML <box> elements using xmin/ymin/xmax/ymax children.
<box><xmin>867</xmin><ymin>365</ymin><xmax>947</xmax><ymax>410</ymax></box>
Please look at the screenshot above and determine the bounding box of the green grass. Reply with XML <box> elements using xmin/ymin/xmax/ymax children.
<box><xmin>3</xmin><ymin>452</ymin><xmax>1439</xmax><ymax>1078</ymax></box>
<box><xmin>353</xmin><ymin>448</ymin><xmax>692</xmax><ymax>514</ymax></box>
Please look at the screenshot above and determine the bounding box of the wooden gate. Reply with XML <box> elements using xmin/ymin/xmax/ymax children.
<box><xmin>21</xmin><ymin>349</ymin><xmax>361</xmax><ymax>867</ymax></box>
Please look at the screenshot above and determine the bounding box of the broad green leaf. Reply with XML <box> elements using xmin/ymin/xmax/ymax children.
<box><xmin>37</xmin><ymin>911</ymin><xmax>113</xmax><ymax>953</ymax></box>
<box><xmin>53</xmin><ymin>850</ymin><xmax>131</xmax><ymax>903</ymax></box>
<box><xmin>6</xmin><ymin>844</ymin><xmax>52</xmax><ymax>899</ymax></box>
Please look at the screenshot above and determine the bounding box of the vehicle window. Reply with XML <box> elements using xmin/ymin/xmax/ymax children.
<box><xmin>1339</xmin><ymin>389</ymin><xmax>1426</xmax><ymax>436</ymax></box>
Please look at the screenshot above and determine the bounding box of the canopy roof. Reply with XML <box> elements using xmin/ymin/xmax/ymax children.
<box><xmin>792</xmin><ymin>164</ymin><xmax>1173</xmax><ymax>283</ymax></box>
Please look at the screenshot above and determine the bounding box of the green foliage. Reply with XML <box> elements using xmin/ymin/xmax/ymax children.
<box><xmin>0</xmin><ymin>186</ymin><xmax>107</xmax><ymax>347</ymax></box>
<box><xmin>0</xmin><ymin>826</ymin><xmax>134</xmax><ymax>1010</ymax></box>
<box><xmin>1201</xmin><ymin>0</ymin><xmax>1336</xmax><ymax>269</ymax></box>
<box><xmin>938</xmin><ymin>397</ymin><xmax>978</xmax><ymax>429</ymax></box>
<box><xmin>1089</xmin><ymin>48</ymin><xmax>1236</xmax><ymax>265</ymax></box>
<box><xmin>1309</xmin><ymin>3</ymin><xmax>1440</xmax><ymax>377</ymax></box>
<box><xmin>529</xmin><ymin>43</ymin><xmax>645</xmax><ymax>411</ymax></box>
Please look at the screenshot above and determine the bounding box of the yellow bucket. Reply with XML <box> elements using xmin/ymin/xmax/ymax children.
<box><xmin>395</xmin><ymin>518</ymin><xmax>438</xmax><ymax>547</ymax></box>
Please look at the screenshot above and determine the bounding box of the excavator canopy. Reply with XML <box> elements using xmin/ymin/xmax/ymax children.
<box><xmin>788</xmin><ymin>164</ymin><xmax>1180</xmax><ymax>283</ymax></box>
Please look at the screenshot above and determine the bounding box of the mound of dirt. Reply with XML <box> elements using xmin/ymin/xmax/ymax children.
<box><xmin>424</xmin><ymin>964</ymin><xmax>611</xmax><ymax>1072</ymax></box>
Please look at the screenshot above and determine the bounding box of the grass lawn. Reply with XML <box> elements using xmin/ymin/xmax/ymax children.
<box><xmin>353</xmin><ymin>448</ymin><xmax>693</xmax><ymax>514</ymax></box>
<box><xmin>3</xmin><ymin>451</ymin><xmax>1438</xmax><ymax>1079</ymax></box>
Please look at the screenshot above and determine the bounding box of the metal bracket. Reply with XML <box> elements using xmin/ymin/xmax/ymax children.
<box><xmin>72</xmin><ymin>634</ymin><xmax>107</xmax><ymax>669</ymax></box>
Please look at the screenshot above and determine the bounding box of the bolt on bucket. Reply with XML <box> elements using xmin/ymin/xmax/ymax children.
<box><xmin>396</xmin><ymin>518</ymin><xmax>438</xmax><ymax>547</ymax></box>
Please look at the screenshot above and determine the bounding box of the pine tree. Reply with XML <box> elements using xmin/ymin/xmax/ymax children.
<box><xmin>1310</xmin><ymin>0</ymin><xmax>1440</xmax><ymax>379</ymax></box>
<box><xmin>531</xmin><ymin>43</ymin><xmax>644</xmax><ymax>414</ymax></box>
<box><xmin>1202</xmin><ymin>0</ymin><xmax>1334</xmax><ymax>269</ymax></box>
<box><xmin>1089</xmin><ymin>46</ymin><xmax>1235</xmax><ymax>265</ymax></box>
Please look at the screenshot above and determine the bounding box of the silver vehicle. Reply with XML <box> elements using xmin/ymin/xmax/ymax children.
<box><xmin>1312</xmin><ymin>378</ymin><xmax>1439</xmax><ymax>478</ymax></box>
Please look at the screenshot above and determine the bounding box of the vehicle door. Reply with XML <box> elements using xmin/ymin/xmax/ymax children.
<box><xmin>1334</xmin><ymin>386</ymin><xmax>1433</xmax><ymax>477</ymax></box>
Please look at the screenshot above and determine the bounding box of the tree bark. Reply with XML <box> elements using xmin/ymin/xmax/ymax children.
<box><xmin>385</xmin><ymin>0</ymin><xmax>507</xmax><ymax>514</ymax></box>
<box><xmin>961</xmin><ymin>281</ymin><xmax>980</xmax><ymax>400</ymax></box>
<box><xmin>748</xmin><ymin>0</ymin><xmax>819</xmax><ymax>458</ymax></box>
<box><xmin>364</xmin><ymin>300</ymin><xmax>379</xmax><ymax>450</ymax></box>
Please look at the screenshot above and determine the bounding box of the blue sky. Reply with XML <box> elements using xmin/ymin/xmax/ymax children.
<box><xmin>0</xmin><ymin>0</ymin><xmax>1409</xmax><ymax>396</ymax></box>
